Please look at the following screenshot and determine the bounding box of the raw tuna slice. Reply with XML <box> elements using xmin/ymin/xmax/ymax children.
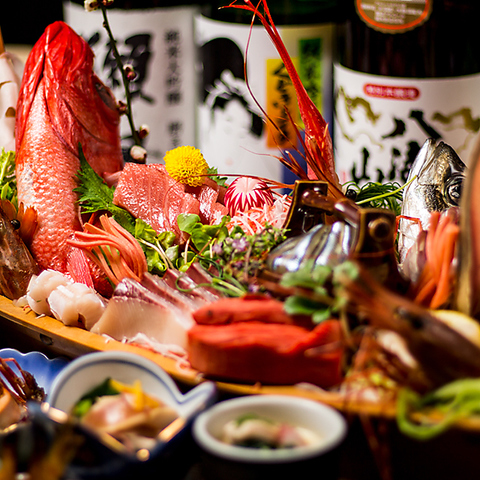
<box><xmin>186</xmin><ymin>179</ymin><xmax>228</xmax><ymax>224</ymax></box>
<box><xmin>113</xmin><ymin>163</ymin><xmax>200</xmax><ymax>241</ymax></box>
<box><xmin>185</xmin><ymin>262</ymin><xmax>221</xmax><ymax>297</ymax></box>
<box><xmin>192</xmin><ymin>295</ymin><xmax>313</xmax><ymax>327</ymax></box>
<box><xmin>113</xmin><ymin>164</ymin><xmax>228</xmax><ymax>243</ymax></box>
<box><xmin>187</xmin><ymin>320</ymin><xmax>344</xmax><ymax>387</ymax></box>
<box><xmin>163</xmin><ymin>268</ymin><xmax>221</xmax><ymax>304</ymax></box>
<box><xmin>141</xmin><ymin>272</ymin><xmax>205</xmax><ymax>312</ymax></box>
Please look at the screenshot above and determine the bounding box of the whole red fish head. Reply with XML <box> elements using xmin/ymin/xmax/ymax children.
<box><xmin>16</xmin><ymin>21</ymin><xmax>123</xmax><ymax>175</ymax></box>
<box><xmin>14</xmin><ymin>21</ymin><xmax>124</xmax><ymax>295</ymax></box>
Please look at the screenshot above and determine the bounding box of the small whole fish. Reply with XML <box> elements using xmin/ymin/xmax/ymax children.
<box><xmin>397</xmin><ymin>138</ymin><xmax>466</xmax><ymax>265</ymax></box>
<box><xmin>15</xmin><ymin>21</ymin><xmax>123</xmax><ymax>293</ymax></box>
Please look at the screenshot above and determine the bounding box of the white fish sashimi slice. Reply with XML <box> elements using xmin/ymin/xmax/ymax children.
<box><xmin>48</xmin><ymin>283</ymin><xmax>106</xmax><ymax>329</ymax></box>
<box><xmin>27</xmin><ymin>269</ymin><xmax>73</xmax><ymax>315</ymax></box>
<box><xmin>91</xmin><ymin>297</ymin><xmax>195</xmax><ymax>350</ymax></box>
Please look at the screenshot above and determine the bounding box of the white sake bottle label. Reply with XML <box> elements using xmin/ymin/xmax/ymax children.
<box><xmin>196</xmin><ymin>13</ymin><xmax>334</xmax><ymax>184</ymax></box>
<box><xmin>64</xmin><ymin>2</ymin><xmax>198</xmax><ymax>163</ymax></box>
<box><xmin>334</xmin><ymin>64</ymin><xmax>480</xmax><ymax>185</ymax></box>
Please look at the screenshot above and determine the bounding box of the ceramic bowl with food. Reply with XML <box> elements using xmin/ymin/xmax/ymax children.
<box><xmin>193</xmin><ymin>394</ymin><xmax>347</xmax><ymax>480</ymax></box>
<box><xmin>47</xmin><ymin>350</ymin><xmax>217</xmax><ymax>478</ymax></box>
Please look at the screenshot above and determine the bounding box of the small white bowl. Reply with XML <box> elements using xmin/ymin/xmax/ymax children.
<box><xmin>47</xmin><ymin>350</ymin><xmax>216</xmax><ymax>474</ymax></box>
<box><xmin>193</xmin><ymin>394</ymin><xmax>347</xmax><ymax>480</ymax></box>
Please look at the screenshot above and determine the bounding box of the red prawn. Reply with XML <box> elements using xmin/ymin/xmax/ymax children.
<box><xmin>226</xmin><ymin>0</ymin><xmax>343</xmax><ymax>199</ymax></box>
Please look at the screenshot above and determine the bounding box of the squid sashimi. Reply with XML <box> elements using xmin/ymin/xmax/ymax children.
<box><xmin>15</xmin><ymin>21</ymin><xmax>123</xmax><ymax>293</ymax></box>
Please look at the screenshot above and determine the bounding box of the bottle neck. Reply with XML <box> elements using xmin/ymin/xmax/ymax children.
<box><xmin>201</xmin><ymin>0</ymin><xmax>340</xmax><ymax>25</ymax></box>
<box><xmin>67</xmin><ymin>0</ymin><xmax>207</xmax><ymax>8</ymax></box>
<box><xmin>337</xmin><ymin>0</ymin><xmax>480</xmax><ymax>78</ymax></box>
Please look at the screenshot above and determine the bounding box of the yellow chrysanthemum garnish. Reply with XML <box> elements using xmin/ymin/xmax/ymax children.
<box><xmin>164</xmin><ymin>146</ymin><xmax>208</xmax><ymax>187</ymax></box>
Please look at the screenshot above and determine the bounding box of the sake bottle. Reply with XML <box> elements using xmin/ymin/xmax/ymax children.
<box><xmin>334</xmin><ymin>0</ymin><xmax>480</xmax><ymax>186</ymax></box>
<box><xmin>64</xmin><ymin>0</ymin><xmax>205</xmax><ymax>163</ymax></box>
<box><xmin>196</xmin><ymin>0</ymin><xmax>339</xmax><ymax>184</ymax></box>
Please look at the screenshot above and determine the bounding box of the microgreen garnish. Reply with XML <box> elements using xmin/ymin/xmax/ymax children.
<box><xmin>177</xmin><ymin>214</ymin><xmax>286</xmax><ymax>296</ymax></box>
<box><xmin>280</xmin><ymin>260</ymin><xmax>358</xmax><ymax>324</ymax></box>
<box><xmin>343</xmin><ymin>179</ymin><xmax>413</xmax><ymax>215</ymax></box>
<box><xmin>0</xmin><ymin>149</ymin><xmax>17</xmax><ymax>208</ymax></box>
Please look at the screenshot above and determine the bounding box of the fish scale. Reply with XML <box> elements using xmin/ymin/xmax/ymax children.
<box><xmin>15</xmin><ymin>21</ymin><xmax>123</xmax><ymax>294</ymax></box>
<box><xmin>16</xmin><ymin>79</ymin><xmax>81</xmax><ymax>274</ymax></box>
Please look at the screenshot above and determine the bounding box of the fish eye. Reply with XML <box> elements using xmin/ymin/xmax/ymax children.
<box><xmin>444</xmin><ymin>174</ymin><xmax>464</xmax><ymax>207</ymax></box>
<box><xmin>94</xmin><ymin>80</ymin><xmax>117</xmax><ymax>111</ymax></box>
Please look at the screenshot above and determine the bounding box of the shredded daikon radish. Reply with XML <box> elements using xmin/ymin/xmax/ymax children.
<box><xmin>226</xmin><ymin>195</ymin><xmax>291</xmax><ymax>235</ymax></box>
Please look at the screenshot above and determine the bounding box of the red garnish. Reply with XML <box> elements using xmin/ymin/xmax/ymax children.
<box><xmin>224</xmin><ymin>177</ymin><xmax>274</xmax><ymax>216</ymax></box>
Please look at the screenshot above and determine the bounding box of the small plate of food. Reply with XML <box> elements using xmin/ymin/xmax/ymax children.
<box><xmin>44</xmin><ymin>350</ymin><xmax>217</xmax><ymax>478</ymax></box>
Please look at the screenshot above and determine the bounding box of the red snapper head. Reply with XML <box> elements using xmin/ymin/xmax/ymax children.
<box><xmin>16</xmin><ymin>21</ymin><xmax>123</xmax><ymax>175</ymax></box>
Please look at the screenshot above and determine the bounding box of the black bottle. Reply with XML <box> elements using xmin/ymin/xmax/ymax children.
<box><xmin>334</xmin><ymin>0</ymin><xmax>480</xmax><ymax>185</ymax></box>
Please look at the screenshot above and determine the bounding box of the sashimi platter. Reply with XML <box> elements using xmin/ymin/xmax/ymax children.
<box><xmin>3</xmin><ymin>0</ymin><xmax>480</xmax><ymax>469</ymax></box>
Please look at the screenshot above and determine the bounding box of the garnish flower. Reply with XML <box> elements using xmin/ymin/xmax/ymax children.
<box><xmin>164</xmin><ymin>146</ymin><xmax>209</xmax><ymax>187</ymax></box>
<box><xmin>224</xmin><ymin>177</ymin><xmax>274</xmax><ymax>216</ymax></box>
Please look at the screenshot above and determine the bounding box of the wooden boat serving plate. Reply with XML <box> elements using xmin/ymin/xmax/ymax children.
<box><xmin>0</xmin><ymin>294</ymin><xmax>395</xmax><ymax>417</ymax></box>
<box><xmin>4</xmin><ymin>293</ymin><xmax>480</xmax><ymax>428</ymax></box>
<box><xmin>5</xmin><ymin>295</ymin><xmax>480</xmax><ymax>479</ymax></box>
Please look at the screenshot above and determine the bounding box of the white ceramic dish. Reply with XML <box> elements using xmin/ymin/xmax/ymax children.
<box><xmin>48</xmin><ymin>351</ymin><xmax>216</xmax><ymax>426</ymax></box>
<box><xmin>46</xmin><ymin>350</ymin><xmax>217</xmax><ymax>479</ymax></box>
<box><xmin>193</xmin><ymin>394</ymin><xmax>347</xmax><ymax>465</ymax></box>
